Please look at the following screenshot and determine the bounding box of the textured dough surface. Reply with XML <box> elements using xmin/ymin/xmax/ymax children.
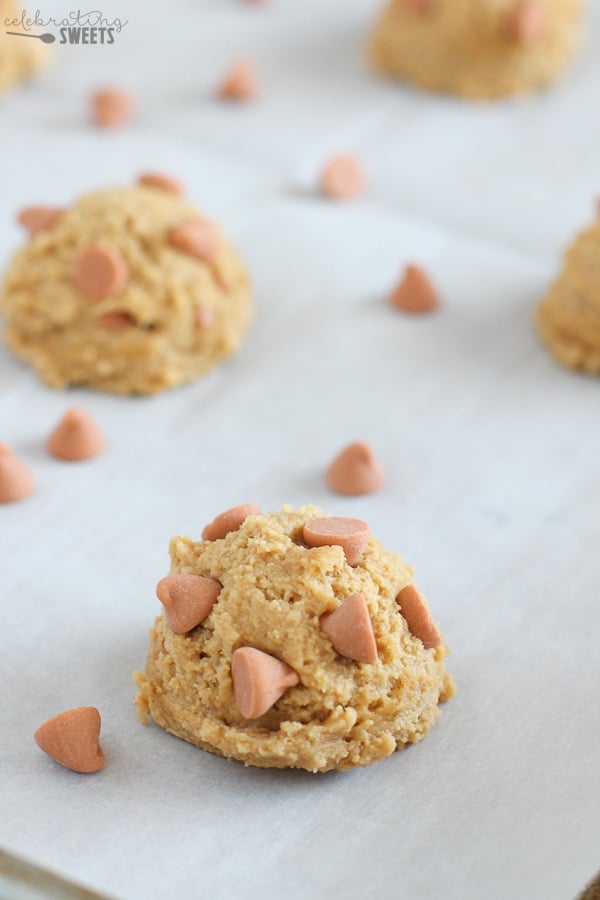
<box><xmin>0</xmin><ymin>186</ymin><xmax>252</xmax><ymax>394</ymax></box>
<box><xmin>369</xmin><ymin>0</ymin><xmax>581</xmax><ymax>100</ymax></box>
<box><xmin>537</xmin><ymin>220</ymin><xmax>600</xmax><ymax>374</ymax></box>
<box><xmin>0</xmin><ymin>0</ymin><xmax>48</xmax><ymax>94</ymax></box>
<box><xmin>135</xmin><ymin>505</ymin><xmax>454</xmax><ymax>773</ymax></box>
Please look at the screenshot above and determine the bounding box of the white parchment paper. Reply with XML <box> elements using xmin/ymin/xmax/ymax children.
<box><xmin>1</xmin><ymin>2</ymin><xmax>599</xmax><ymax>898</ymax></box>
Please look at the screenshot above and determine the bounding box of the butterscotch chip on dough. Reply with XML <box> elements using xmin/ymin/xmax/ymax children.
<box><xmin>17</xmin><ymin>207</ymin><xmax>64</xmax><ymax>238</ymax></box>
<box><xmin>537</xmin><ymin>217</ymin><xmax>600</xmax><ymax>374</ymax></box>
<box><xmin>202</xmin><ymin>504</ymin><xmax>261</xmax><ymax>541</ymax></box>
<box><xmin>196</xmin><ymin>307</ymin><xmax>214</xmax><ymax>331</ymax></box>
<box><xmin>320</xmin><ymin>592</ymin><xmax>378</xmax><ymax>663</ymax></box>
<box><xmin>303</xmin><ymin>516</ymin><xmax>371</xmax><ymax>567</ymax></box>
<box><xmin>396</xmin><ymin>584</ymin><xmax>442</xmax><ymax>649</ymax></box>
<box><xmin>137</xmin><ymin>172</ymin><xmax>184</xmax><ymax>196</ymax></box>
<box><xmin>0</xmin><ymin>182</ymin><xmax>252</xmax><ymax>395</ymax></box>
<box><xmin>169</xmin><ymin>221</ymin><xmax>221</xmax><ymax>262</ymax></box>
<box><xmin>156</xmin><ymin>574</ymin><xmax>222</xmax><ymax>634</ymax></box>
<box><xmin>135</xmin><ymin>505</ymin><xmax>454</xmax><ymax>772</ymax></box>
<box><xmin>509</xmin><ymin>2</ymin><xmax>546</xmax><ymax>45</ymax></box>
<box><xmin>0</xmin><ymin>0</ymin><xmax>49</xmax><ymax>95</ymax></box>
<box><xmin>72</xmin><ymin>245</ymin><xmax>129</xmax><ymax>301</ymax></box>
<box><xmin>232</xmin><ymin>647</ymin><xmax>300</xmax><ymax>719</ymax></box>
<box><xmin>97</xmin><ymin>311</ymin><xmax>136</xmax><ymax>332</ymax></box>
<box><xmin>369</xmin><ymin>0</ymin><xmax>581</xmax><ymax>100</ymax></box>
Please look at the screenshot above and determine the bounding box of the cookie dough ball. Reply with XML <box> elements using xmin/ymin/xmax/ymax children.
<box><xmin>0</xmin><ymin>178</ymin><xmax>252</xmax><ymax>394</ymax></box>
<box><xmin>369</xmin><ymin>0</ymin><xmax>581</xmax><ymax>100</ymax></box>
<box><xmin>135</xmin><ymin>505</ymin><xmax>454</xmax><ymax>772</ymax></box>
<box><xmin>0</xmin><ymin>0</ymin><xmax>49</xmax><ymax>95</ymax></box>
<box><xmin>537</xmin><ymin>218</ymin><xmax>600</xmax><ymax>374</ymax></box>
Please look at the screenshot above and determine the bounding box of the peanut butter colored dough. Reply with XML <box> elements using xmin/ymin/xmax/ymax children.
<box><xmin>135</xmin><ymin>505</ymin><xmax>454</xmax><ymax>773</ymax></box>
<box><xmin>537</xmin><ymin>219</ymin><xmax>600</xmax><ymax>374</ymax></box>
<box><xmin>0</xmin><ymin>184</ymin><xmax>252</xmax><ymax>395</ymax></box>
<box><xmin>0</xmin><ymin>0</ymin><xmax>49</xmax><ymax>94</ymax></box>
<box><xmin>369</xmin><ymin>0</ymin><xmax>581</xmax><ymax>100</ymax></box>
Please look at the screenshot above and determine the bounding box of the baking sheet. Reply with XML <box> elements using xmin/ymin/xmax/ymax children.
<box><xmin>1</xmin><ymin>2</ymin><xmax>599</xmax><ymax>898</ymax></box>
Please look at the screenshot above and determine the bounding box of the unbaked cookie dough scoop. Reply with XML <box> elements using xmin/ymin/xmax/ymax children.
<box><xmin>537</xmin><ymin>217</ymin><xmax>600</xmax><ymax>374</ymax></box>
<box><xmin>0</xmin><ymin>175</ymin><xmax>252</xmax><ymax>395</ymax></box>
<box><xmin>135</xmin><ymin>505</ymin><xmax>454</xmax><ymax>773</ymax></box>
<box><xmin>369</xmin><ymin>0</ymin><xmax>581</xmax><ymax>100</ymax></box>
<box><xmin>0</xmin><ymin>0</ymin><xmax>49</xmax><ymax>95</ymax></box>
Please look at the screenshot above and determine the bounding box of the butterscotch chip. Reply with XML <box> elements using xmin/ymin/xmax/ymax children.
<box><xmin>91</xmin><ymin>88</ymin><xmax>135</xmax><ymax>129</ymax></box>
<box><xmin>320</xmin><ymin>593</ymin><xmax>378</xmax><ymax>663</ymax></box>
<box><xmin>17</xmin><ymin>207</ymin><xmax>63</xmax><ymax>238</ymax></box>
<box><xmin>202</xmin><ymin>504</ymin><xmax>261</xmax><ymax>541</ymax></box>
<box><xmin>303</xmin><ymin>516</ymin><xmax>371</xmax><ymax>566</ymax></box>
<box><xmin>326</xmin><ymin>442</ymin><xmax>385</xmax><ymax>496</ymax></box>
<box><xmin>135</xmin><ymin>505</ymin><xmax>454</xmax><ymax>772</ymax></box>
<box><xmin>169</xmin><ymin>220</ymin><xmax>220</xmax><ymax>261</ymax></box>
<box><xmin>46</xmin><ymin>408</ymin><xmax>105</xmax><ymax>462</ymax></box>
<box><xmin>97</xmin><ymin>311</ymin><xmax>136</xmax><ymax>332</ymax></box>
<box><xmin>218</xmin><ymin>61</ymin><xmax>259</xmax><ymax>101</ymax></box>
<box><xmin>320</xmin><ymin>155</ymin><xmax>365</xmax><ymax>201</ymax></box>
<box><xmin>137</xmin><ymin>172</ymin><xmax>184</xmax><ymax>196</ymax></box>
<box><xmin>0</xmin><ymin>443</ymin><xmax>34</xmax><ymax>504</ymax></box>
<box><xmin>232</xmin><ymin>647</ymin><xmax>299</xmax><ymax>719</ymax></box>
<box><xmin>391</xmin><ymin>264</ymin><xmax>438</xmax><ymax>314</ymax></box>
<box><xmin>0</xmin><ymin>185</ymin><xmax>252</xmax><ymax>395</ymax></box>
<box><xmin>156</xmin><ymin>574</ymin><xmax>221</xmax><ymax>634</ymax></box>
<box><xmin>196</xmin><ymin>307</ymin><xmax>214</xmax><ymax>331</ymax></box>
<box><xmin>34</xmin><ymin>707</ymin><xmax>105</xmax><ymax>774</ymax></box>
<box><xmin>509</xmin><ymin>2</ymin><xmax>545</xmax><ymax>46</ymax></box>
<box><xmin>369</xmin><ymin>0</ymin><xmax>581</xmax><ymax>100</ymax></box>
<box><xmin>396</xmin><ymin>584</ymin><xmax>442</xmax><ymax>649</ymax></box>
<box><xmin>399</xmin><ymin>0</ymin><xmax>434</xmax><ymax>11</ymax></box>
<box><xmin>72</xmin><ymin>244</ymin><xmax>128</xmax><ymax>301</ymax></box>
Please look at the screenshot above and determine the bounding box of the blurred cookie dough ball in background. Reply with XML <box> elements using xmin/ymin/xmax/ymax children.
<box><xmin>0</xmin><ymin>0</ymin><xmax>50</xmax><ymax>95</ymax></box>
<box><xmin>1</xmin><ymin>175</ymin><xmax>253</xmax><ymax>395</ymax></box>
<box><xmin>369</xmin><ymin>0</ymin><xmax>582</xmax><ymax>100</ymax></box>
<box><xmin>537</xmin><ymin>211</ymin><xmax>600</xmax><ymax>374</ymax></box>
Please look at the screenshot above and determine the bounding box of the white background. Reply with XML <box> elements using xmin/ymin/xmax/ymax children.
<box><xmin>1</xmin><ymin>2</ymin><xmax>599</xmax><ymax>899</ymax></box>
